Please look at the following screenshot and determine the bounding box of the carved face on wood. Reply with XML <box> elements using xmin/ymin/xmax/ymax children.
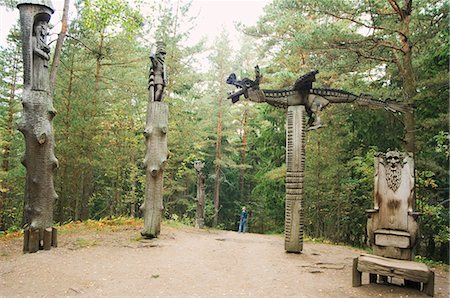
<box><xmin>34</xmin><ymin>20</ymin><xmax>48</xmax><ymax>39</ymax></box>
<box><xmin>383</xmin><ymin>151</ymin><xmax>404</xmax><ymax>192</ymax></box>
<box><xmin>33</xmin><ymin>19</ymin><xmax>50</xmax><ymax>54</ymax></box>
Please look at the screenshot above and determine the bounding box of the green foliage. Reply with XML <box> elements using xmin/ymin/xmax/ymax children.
<box><xmin>243</xmin><ymin>0</ymin><xmax>448</xmax><ymax>261</ymax></box>
<box><xmin>1</xmin><ymin>0</ymin><xmax>447</xmax><ymax>264</ymax></box>
<box><xmin>415</xmin><ymin>255</ymin><xmax>449</xmax><ymax>271</ymax></box>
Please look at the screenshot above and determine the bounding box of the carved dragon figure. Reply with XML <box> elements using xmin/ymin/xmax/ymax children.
<box><xmin>226</xmin><ymin>66</ymin><xmax>412</xmax><ymax>129</ymax></box>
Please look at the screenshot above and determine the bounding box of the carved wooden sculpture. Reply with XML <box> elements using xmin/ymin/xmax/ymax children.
<box><xmin>194</xmin><ymin>161</ymin><xmax>206</xmax><ymax>229</ymax></box>
<box><xmin>368</xmin><ymin>151</ymin><xmax>418</xmax><ymax>260</ymax></box>
<box><xmin>141</xmin><ymin>42</ymin><xmax>168</xmax><ymax>238</ymax></box>
<box><xmin>353</xmin><ymin>151</ymin><xmax>434</xmax><ymax>296</ymax></box>
<box><xmin>226</xmin><ymin>66</ymin><xmax>411</xmax><ymax>253</ymax></box>
<box><xmin>17</xmin><ymin>0</ymin><xmax>58</xmax><ymax>253</ymax></box>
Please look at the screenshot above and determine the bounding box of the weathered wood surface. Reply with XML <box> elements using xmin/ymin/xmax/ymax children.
<box><xmin>357</xmin><ymin>254</ymin><xmax>432</xmax><ymax>283</ymax></box>
<box><xmin>141</xmin><ymin>101</ymin><xmax>168</xmax><ymax>238</ymax></box>
<box><xmin>352</xmin><ymin>258</ymin><xmax>362</xmax><ymax>287</ymax></box>
<box><xmin>354</xmin><ymin>254</ymin><xmax>435</xmax><ymax>296</ymax></box>
<box><xmin>423</xmin><ymin>271</ymin><xmax>435</xmax><ymax>297</ymax></box>
<box><xmin>51</xmin><ymin>227</ymin><xmax>57</xmax><ymax>247</ymax></box>
<box><xmin>17</xmin><ymin>1</ymin><xmax>58</xmax><ymax>253</ymax></box>
<box><xmin>23</xmin><ymin>226</ymin><xmax>57</xmax><ymax>253</ymax></box>
<box><xmin>375</xmin><ymin>229</ymin><xmax>410</xmax><ymax>248</ymax></box>
<box><xmin>374</xmin><ymin>152</ymin><xmax>414</xmax><ymax>231</ymax></box>
<box><xmin>368</xmin><ymin>151</ymin><xmax>418</xmax><ymax>260</ymax></box>
<box><xmin>43</xmin><ymin>227</ymin><xmax>52</xmax><ymax>250</ymax></box>
<box><xmin>373</xmin><ymin>245</ymin><xmax>412</xmax><ymax>261</ymax></box>
<box><xmin>285</xmin><ymin>105</ymin><xmax>306</xmax><ymax>253</ymax></box>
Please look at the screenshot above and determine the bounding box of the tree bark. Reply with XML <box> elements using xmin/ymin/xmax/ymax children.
<box><xmin>17</xmin><ymin>3</ymin><xmax>58</xmax><ymax>252</ymax></box>
<box><xmin>195</xmin><ymin>162</ymin><xmax>206</xmax><ymax>228</ymax></box>
<box><xmin>49</xmin><ymin>0</ymin><xmax>69</xmax><ymax>94</ymax></box>
<box><xmin>19</xmin><ymin>89</ymin><xmax>59</xmax><ymax>252</ymax></box>
<box><xmin>56</xmin><ymin>51</ymin><xmax>75</xmax><ymax>224</ymax></box>
<box><xmin>79</xmin><ymin>32</ymin><xmax>104</xmax><ymax>220</ymax></box>
<box><xmin>239</xmin><ymin>108</ymin><xmax>249</xmax><ymax>196</ymax></box>
<box><xmin>0</xmin><ymin>43</ymin><xmax>20</xmax><ymax>230</ymax></box>
<box><xmin>395</xmin><ymin>3</ymin><xmax>416</xmax><ymax>157</ymax></box>
<box><xmin>129</xmin><ymin>164</ymin><xmax>138</xmax><ymax>218</ymax></box>
<box><xmin>213</xmin><ymin>97</ymin><xmax>223</xmax><ymax>227</ymax></box>
<box><xmin>141</xmin><ymin>102</ymin><xmax>168</xmax><ymax>238</ymax></box>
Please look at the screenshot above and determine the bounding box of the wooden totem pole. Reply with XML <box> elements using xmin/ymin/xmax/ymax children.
<box><xmin>17</xmin><ymin>0</ymin><xmax>58</xmax><ymax>253</ymax></box>
<box><xmin>194</xmin><ymin>161</ymin><xmax>206</xmax><ymax>229</ymax></box>
<box><xmin>141</xmin><ymin>42</ymin><xmax>168</xmax><ymax>238</ymax></box>
<box><xmin>226</xmin><ymin>66</ymin><xmax>411</xmax><ymax>253</ymax></box>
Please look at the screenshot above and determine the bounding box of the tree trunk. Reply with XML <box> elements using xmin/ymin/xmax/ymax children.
<box><xmin>285</xmin><ymin>105</ymin><xmax>306</xmax><ymax>253</ymax></box>
<box><xmin>195</xmin><ymin>164</ymin><xmax>206</xmax><ymax>229</ymax></box>
<box><xmin>0</xmin><ymin>44</ymin><xmax>20</xmax><ymax>230</ymax></box>
<box><xmin>17</xmin><ymin>3</ymin><xmax>58</xmax><ymax>252</ymax></box>
<box><xmin>19</xmin><ymin>89</ymin><xmax>59</xmax><ymax>252</ymax></box>
<box><xmin>141</xmin><ymin>102</ymin><xmax>168</xmax><ymax>238</ymax></box>
<box><xmin>397</xmin><ymin>8</ymin><xmax>416</xmax><ymax>157</ymax></box>
<box><xmin>129</xmin><ymin>164</ymin><xmax>138</xmax><ymax>218</ymax></box>
<box><xmin>79</xmin><ymin>33</ymin><xmax>104</xmax><ymax>220</ymax></box>
<box><xmin>213</xmin><ymin>97</ymin><xmax>223</xmax><ymax>227</ymax></box>
<box><xmin>239</xmin><ymin>109</ymin><xmax>249</xmax><ymax>197</ymax></box>
<box><xmin>49</xmin><ymin>0</ymin><xmax>69</xmax><ymax>94</ymax></box>
<box><xmin>56</xmin><ymin>51</ymin><xmax>75</xmax><ymax>224</ymax></box>
<box><xmin>395</xmin><ymin>2</ymin><xmax>417</xmax><ymax>208</ymax></box>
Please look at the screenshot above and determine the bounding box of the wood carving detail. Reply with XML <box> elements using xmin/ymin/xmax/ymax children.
<box><xmin>368</xmin><ymin>151</ymin><xmax>417</xmax><ymax>260</ymax></box>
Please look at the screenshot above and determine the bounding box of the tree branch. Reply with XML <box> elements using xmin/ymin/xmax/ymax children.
<box><xmin>49</xmin><ymin>0</ymin><xmax>70</xmax><ymax>94</ymax></box>
<box><xmin>316</xmin><ymin>9</ymin><xmax>407</xmax><ymax>39</ymax></box>
<box><xmin>387</xmin><ymin>0</ymin><xmax>404</xmax><ymax>19</ymax></box>
<box><xmin>101</xmin><ymin>58</ymin><xmax>146</xmax><ymax>67</ymax></box>
<box><xmin>369</xmin><ymin>38</ymin><xmax>404</xmax><ymax>53</ymax></box>
<box><xmin>331</xmin><ymin>45</ymin><xmax>397</xmax><ymax>64</ymax></box>
<box><xmin>66</xmin><ymin>34</ymin><xmax>97</xmax><ymax>54</ymax></box>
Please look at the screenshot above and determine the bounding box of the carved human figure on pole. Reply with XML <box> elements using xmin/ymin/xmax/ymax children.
<box><xmin>141</xmin><ymin>41</ymin><xmax>169</xmax><ymax>238</ymax></box>
<box><xmin>148</xmin><ymin>41</ymin><xmax>167</xmax><ymax>102</ymax></box>
<box><xmin>17</xmin><ymin>0</ymin><xmax>58</xmax><ymax>253</ymax></box>
<box><xmin>32</xmin><ymin>16</ymin><xmax>50</xmax><ymax>91</ymax></box>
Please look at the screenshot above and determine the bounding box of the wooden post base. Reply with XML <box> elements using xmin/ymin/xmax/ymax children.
<box><xmin>23</xmin><ymin>227</ymin><xmax>57</xmax><ymax>253</ymax></box>
<box><xmin>352</xmin><ymin>254</ymin><xmax>434</xmax><ymax>297</ymax></box>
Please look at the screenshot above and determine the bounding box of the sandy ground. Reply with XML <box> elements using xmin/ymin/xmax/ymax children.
<box><xmin>0</xmin><ymin>223</ymin><xmax>448</xmax><ymax>297</ymax></box>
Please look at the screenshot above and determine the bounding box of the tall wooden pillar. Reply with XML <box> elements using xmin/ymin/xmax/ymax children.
<box><xmin>285</xmin><ymin>105</ymin><xmax>306</xmax><ymax>253</ymax></box>
<box><xmin>17</xmin><ymin>0</ymin><xmax>58</xmax><ymax>253</ymax></box>
<box><xmin>141</xmin><ymin>102</ymin><xmax>168</xmax><ymax>238</ymax></box>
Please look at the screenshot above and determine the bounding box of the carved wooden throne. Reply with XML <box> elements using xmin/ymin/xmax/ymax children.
<box><xmin>367</xmin><ymin>151</ymin><xmax>418</xmax><ymax>260</ymax></box>
<box><xmin>353</xmin><ymin>151</ymin><xmax>434</xmax><ymax>296</ymax></box>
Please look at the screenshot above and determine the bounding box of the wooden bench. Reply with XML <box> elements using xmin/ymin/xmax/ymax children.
<box><xmin>352</xmin><ymin>254</ymin><xmax>434</xmax><ymax>296</ymax></box>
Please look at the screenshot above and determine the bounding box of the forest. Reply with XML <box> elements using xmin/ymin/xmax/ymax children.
<box><xmin>0</xmin><ymin>0</ymin><xmax>448</xmax><ymax>262</ymax></box>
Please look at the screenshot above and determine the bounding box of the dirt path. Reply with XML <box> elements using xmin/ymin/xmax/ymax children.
<box><xmin>0</xmin><ymin>224</ymin><xmax>448</xmax><ymax>297</ymax></box>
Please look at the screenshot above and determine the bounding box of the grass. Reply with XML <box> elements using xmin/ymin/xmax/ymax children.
<box><xmin>415</xmin><ymin>255</ymin><xmax>449</xmax><ymax>271</ymax></box>
<box><xmin>60</xmin><ymin>216</ymin><xmax>143</xmax><ymax>234</ymax></box>
<box><xmin>0</xmin><ymin>251</ymin><xmax>10</xmax><ymax>257</ymax></box>
<box><xmin>163</xmin><ymin>219</ymin><xmax>193</xmax><ymax>229</ymax></box>
<box><xmin>74</xmin><ymin>238</ymin><xmax>99</xmax><ymax>248</ymax></box>
<box><xmin>0</xmin><ymin>216</ymin><xmax>144</xmax><ymax>240</ymax></box>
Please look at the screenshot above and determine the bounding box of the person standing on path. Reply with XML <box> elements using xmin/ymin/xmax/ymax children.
<box><xmin>238</xmin><ymin>207</ymin><xmax>248</xmax><ymax>233</ymax></box>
